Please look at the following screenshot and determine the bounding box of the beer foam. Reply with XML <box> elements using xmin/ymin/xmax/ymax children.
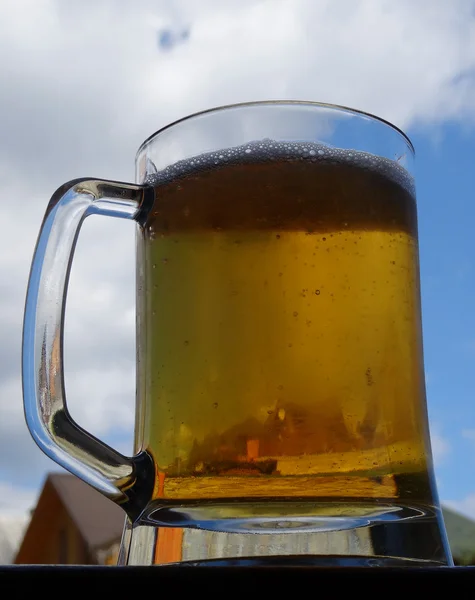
<box><xmin>145</xmin><ymin>139</ymin><xmax>415</xmax><ymax>197</ymax></box>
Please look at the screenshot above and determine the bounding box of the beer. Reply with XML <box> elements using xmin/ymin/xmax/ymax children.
<box><xmin>136</xmin><ymin>139</ymin><xmax>434</xmax><ymax>509</ymax></box>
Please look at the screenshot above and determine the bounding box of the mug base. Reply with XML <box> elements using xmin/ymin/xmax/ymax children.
<box><xmin>118</xmin><ymin>498</ymin><xmax>451</xmax><ymax>566</ymax></box>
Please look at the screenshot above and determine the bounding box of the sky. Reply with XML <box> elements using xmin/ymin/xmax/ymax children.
<box><xmin>1</xmin><ymin>0</ymin><xmax>475</xmax><ymax>560</ymax></box>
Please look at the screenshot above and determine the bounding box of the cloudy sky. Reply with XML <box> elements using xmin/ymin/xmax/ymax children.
<box><xmin>1</xmin><ymin>0</ymin><xmax>475</xmax><ymax>558</ymax></box>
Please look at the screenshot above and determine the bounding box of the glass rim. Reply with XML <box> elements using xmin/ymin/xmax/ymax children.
<box><xmin>136</xmin><ymin>100</ymin><xmax>415</xmax><ymax>158</ymax></box>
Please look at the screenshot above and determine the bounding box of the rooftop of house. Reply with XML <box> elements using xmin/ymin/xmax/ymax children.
<box><xmin>47</xmin><ymin>473</ymin><xmax>125</xmax><ymax>550</ymax></box>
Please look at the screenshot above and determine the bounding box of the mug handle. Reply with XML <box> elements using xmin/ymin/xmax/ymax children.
<box><xmin>22</xmin><ymin>178</ymin><xmax>155</xmax><ymax>520</ymax></box>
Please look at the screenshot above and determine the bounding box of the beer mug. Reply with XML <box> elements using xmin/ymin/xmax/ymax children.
<box><xmin>22</xmin><ymin>102</ymin><xmax>453</xmax><ymax>566</ymax></box>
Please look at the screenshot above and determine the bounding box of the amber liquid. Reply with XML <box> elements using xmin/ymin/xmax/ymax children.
<box><xmin>136</xmin><ymin>144</ymin><xmax>436</xmax><ymax>513</ymax></box>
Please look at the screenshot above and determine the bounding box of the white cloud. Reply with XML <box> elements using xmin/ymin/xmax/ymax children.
<box><xmin>66</xmin><ymin>366</ymin><xmax>135</xmax><ymax>439</ymax></box>
<box><xmin>1</xmin><ymin>0</ymin><xmax>475</xmax><ymax>186</ymax></box>
<box><xmin>0</xmin><ymin>483</ymin><xmax>37</xmax><ymax>518</ymax></box>
<box><xmin>0</xmin><ymin>515</ymin><xmax>29</xmax><ymax>564</ymax></box>
<box><xmin>0</xmin><ymin>483</ymin><xmax>34</xmax><ymax>563</ymax></box>
<box><xmin>1</xmin><ymin>0</ymin><xmax>475</xmax><ymax>522</ymax></box>
<box><xmin>141</xmin><ymin>0</ymin><xmax>475</xmax><ymax>131</ymax></box>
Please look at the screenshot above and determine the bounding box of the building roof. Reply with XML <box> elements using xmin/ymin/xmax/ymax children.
<box><xmin>47</xmin><ymin>473</ymin><xmax>125</xmax><ymax>550</ymax></box>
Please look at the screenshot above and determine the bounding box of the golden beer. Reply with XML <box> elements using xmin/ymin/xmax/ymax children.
<box><xmin>136</xmin><ymin>140</ymin><xmax>433</xmax><ymax>509</ymax></box>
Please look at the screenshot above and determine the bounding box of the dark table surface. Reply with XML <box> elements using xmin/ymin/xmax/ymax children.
<box><xmin>2</xmin><ymin>565</ymin><xmax>475</xmax><ymax>594</ymax></box>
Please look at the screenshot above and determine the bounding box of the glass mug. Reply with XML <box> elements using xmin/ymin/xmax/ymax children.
<box><xmin>22</xmin><ymin>102</ymin><xmax>453</xmax><ymax>566</ymax></box>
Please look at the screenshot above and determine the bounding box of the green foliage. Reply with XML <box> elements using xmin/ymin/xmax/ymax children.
<box><xmin>442</xmin><ymin>506</ymin><xmax>475</xmax><ymax>563</ymax></box>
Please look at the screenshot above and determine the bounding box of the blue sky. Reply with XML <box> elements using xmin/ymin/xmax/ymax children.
<box><xmin>413</xmin><ymin>123</ymin><xmax>475</xmax><ymax>510</ymax></box>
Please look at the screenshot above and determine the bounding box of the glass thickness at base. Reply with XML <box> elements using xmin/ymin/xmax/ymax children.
<box><xmin>119</xmin><ymin>498</ymin><xmax>451</xmax><ymax>566</ymax></box>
